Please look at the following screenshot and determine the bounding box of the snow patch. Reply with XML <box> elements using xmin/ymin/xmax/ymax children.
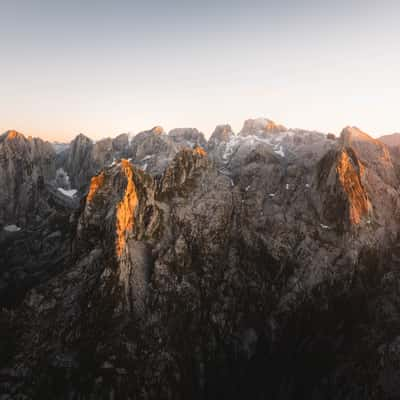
<box><xmin>4</xmin><ymin>224</ymin><xmax>21</xmax><ymax>232</ymax></box>
<box><xmin>128</xmin><ymin>132</ymin><xmax>135</xmax><ymax>144</ymax></box>
<box><xmin>222</xmin><ymin>133</ymin><xmax>291</xmax><ymax>163</ymax></box>
<box><xmin>320</xmin><ymin>224</ymin><xmax>330</xmax><ymax>230</ymax></box>
<box><xmin>274</xmin><ymin>145</ymin><xmax>285</xmax><ymax>157</ymax></box>
<box><xmin>58</xmin><ymin>188</ymin><xmax>77</xmax><ymax>198</ymax></box>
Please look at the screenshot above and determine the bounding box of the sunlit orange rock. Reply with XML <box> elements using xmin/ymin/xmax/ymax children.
<box><xmin>152</xmin><ymin>126</ymin><xmax>164</xmax><ymax>135</ymax></box>
<box><xmin>336</xmin><ymin>150</ymin><xmax>369</xmax><ymax>225</ymax></box>
<box><xmin>193</xmin><ymin>146</ymin><xmax>206</xmax><ymax>157</ymax></box>
<box><xmin>115</xmin><ymin>160</ymin><xmax>138</xmax><ymax>256</ymax></box>
<box><xmin>7</xmin><ymin>130</ymin><xmax>22</xmax><ymax>140</ymax></box>
<box><xmin>87</xmin><ymin>171</ymin><xmax>105</xmax><ymax>203</ymax></box>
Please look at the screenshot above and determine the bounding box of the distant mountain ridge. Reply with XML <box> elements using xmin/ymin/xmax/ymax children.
<box><xmin>378</xmin><ymin>132</ymin><xmax>400</xmax><ymax>147</ymax></box>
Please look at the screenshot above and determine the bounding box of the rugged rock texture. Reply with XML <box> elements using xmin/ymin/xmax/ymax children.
<box><xmin>129</xmin><ymin>126</ymin><xmax>179</xmax><ymax>175</ymax></box>
<box><xmin>239</xmin><ymin>118</ymin><xmax>287</xmax><ymax>137</ymax></box>
<box><xmin>62</xmin><ymin>133</ymin><xmax>95</xmax><ymax>189</ymax></box>
<box><xmin>207</xmin><ymin>124</ymin><xmax>235</xmax><ymax>165</ymax></box>
<box><xmin>112</xmin><ymin>133</ymin><xmax>130</xmax><ymax>156</ymax></box>
<box><xmin>317</xmin><ymin>147</ymin><xmax>370</xmax><ymax>228</ymax></box>
<box><xmin>0</xmin><ymin>130</ymin><xmax>56</xmax><ymax>226</ymax></box>
<box><xmin>59</xmin><ymin>133</ymin><xmax>133</xmax><ymax>189</ymax></box>
<box><xmin>2</xmin><ymin>120</ymin><xmax>400</xmax><ymax>399</ymax></box>
<box><xmin>168</xmin><ymin>128</ymin><xmax>207</xmax><ymax>149</ymax></box>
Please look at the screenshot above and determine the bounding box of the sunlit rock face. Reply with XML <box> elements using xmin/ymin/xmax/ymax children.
<box><xmin>341</xmin><ymin>126</ymin><xmax>398</xmax><ymax>186</ymax></box>
<box><xmin>115</xmin><ymin>160</ymin><xmax>138</xmax><ymax>256</ymax></box>
<box><xmin>78</xmin><ymin>159</ymin><xmax>161</xmax><ymax>315</ymax></box>
<box><xmin>0</xmin><ymin>130</ymin><xmax>56</xmax><ymax>225</ymax></box>
<box><xmin>208</xmin><ymin>124</ymin><xmax>234</xmax><ymax>148</ymax></box>
<box><xmin>160</xmin><ymin>146</ymin><xmax>210</xmax><ymax>197</ymax></box>
<box><xmin>4</xmin><ymin>120</ymin><xmax>400</xmax><ymax>399</ymax></box>
<box><xmin>317</xmin><ymin>147</ymin><xmax>371</xmax><ymax>229</ymax></box>
<box><xmin>86</xmin><ymin>170</ymin><xmax>105</xmax><ymax>203</ymax></box>
<box><xmin>239</xmin><ymin>117</ymin><xmax>287</xmax><ymax>137</ymax></box>
<box><xmin>339</xmin><ymin>127</ymin><xmax>400</xmax><ymax>232</ymax></box>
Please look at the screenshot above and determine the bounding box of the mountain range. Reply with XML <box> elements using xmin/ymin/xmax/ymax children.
<box><xmin>1</xmin><ymin>118</ymin><xmax>400</xmax><ymax>399</ymax></box>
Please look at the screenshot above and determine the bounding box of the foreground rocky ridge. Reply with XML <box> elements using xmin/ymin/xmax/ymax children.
<box><xmin>2</xmin><ymin>119</ymin><xmax>400</xmax><ymax>398</ymax></box>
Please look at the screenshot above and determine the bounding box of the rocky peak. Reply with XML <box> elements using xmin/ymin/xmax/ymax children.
<box><xmin>160</xmin><ymin>146</ymin><xmax>209</xmax><ymax>196</ymax></box>
<box><xmin>68</xmin><ymin>133</ymin><xmax>94</xmax><ymax>156</ymax></box>
<box><xmin>340</xmin><ymin>126</ymin><xmax>377</xmax><ymax>146</ymax></box>
<box><xmin>239</xmin><ymin>118</ymin><xmax>287</xmax><ymax>137</ymax></box>
<box><xmin>129</xmin><ymin>127</ymin><xmax>178</xmax><ymax>175</ymax></box>
<box><xmin>83</xmin><ymin>159</ymin><xmax>139</xmax><ymax>257</ymax></box>
<box><xmin>151</xmin><ymin>126</ymin><xmax>165</xmax><ymax>135</ymax></box>
<box><xmin>92</xmin><ymin>138</ymin><xmax>114</xmax><ymax>167</ymax></box>
<box><xmin>340</xmin><ymin>126</ymin><xmax>397</xmax><ymax>187</ymax></box>
<box><xmin>112</xmin><ymin>133</ymin><xmax>129</xmax><ymax>154</ymax></box>
<box><xmin>0</xmin><ymin>131</ymin><xmax>33</xmax><ymax>153</ymax></box>
<box><xmin>168</xmin><ymin>128</ymin><xmax>207</xmax><ymax>149</ymax></box>
<box><xmin>82</xmin><ymin>159</ymin><xmax>160</xmax><ymax>252</ymax></box>
<box><xmin>0</xmin><ymin>130</ymin><xmax>56</xmax><ymax>225</ymax></box>
<box><xmin>130</xmin><ymin>126</ymin><xmax>166</xmax><ymax>144</ymax></box>
<box><xmin>208</xmin><ymin>124</ymin><xmax>234</xmax><ymax>148</ymax></box>
<box><xmin>2</xmin><ymin>129</ymin><xmax>27</xmax><ymax>142</ymax></box>
<box><xmin>63</xmin><ymin>134</ymin><xmax>95</xmax><ymax>188</ymax></box>
<box><xmin>74</xmin><ymin>132</ymin><xmax>93</xmax><ymax>145</ymax></box>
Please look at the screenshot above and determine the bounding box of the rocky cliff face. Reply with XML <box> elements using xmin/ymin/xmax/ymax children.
<box><xmin>129</xmin><ymin>126</ymin><xmax>179</xmax><ymax>175</ymax></box>
<box><xmin>317</xmin><ymin>147</ymin><xmax>370</xmax><ymax>228</ymax></box>
<box><xmin>60</xmin><ymin>133</ymin><xmax>133</xmax><ymax>189</ymax></box>
<box><xmin>168</xmin><ymin>128</ymin><xmax>207</xmax><ymax>149</ymax></box>
<box><xmin>0</xmin><ymin>130</ymin><xmax>56</xmax><ymax>226</ymax></box>
<box><xmin>62</xmin><ymin>133</ymin><xmax>95</xmax><ymax>189</ymax></box>
<box><xmin>2</xmin><ymin>120</ymin><xmax>400</xmax><ymax>399</ymax></box>
<box><xmin>239</xmin><ymin>118</ymin><xmax>287</xmax><ymax>137</ymax></box>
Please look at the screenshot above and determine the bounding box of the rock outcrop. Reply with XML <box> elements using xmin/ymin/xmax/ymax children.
<box><xmin>0</xmin><ymin>130</ymin><xmax>56</xmax><ymax>226</ymax></box>
<box><xmin>168</xmin><ymin>127</ymin><xmax>207</xmax><ymax>149</ymax></box>
<box><xmin>239</xmin><ymin>117</ymin><xmax>287</xmax><ymax>137</ymax></box>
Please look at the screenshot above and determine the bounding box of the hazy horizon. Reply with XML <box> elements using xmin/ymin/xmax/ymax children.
<box><xmin>1</xmin><ymin>0</ymin><xmax>399</xmax><ymax>141</ymax></box>
<box><xmin>3</xmin><ymin>117</ymin><xmax>398</xmax><ymax>144</ymax></box>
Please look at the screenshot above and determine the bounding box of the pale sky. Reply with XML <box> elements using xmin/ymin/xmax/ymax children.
<box><xmin>0</xmin><ymin>0</ymin><xmax>399</xmax><ymax>141</ymax></box>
